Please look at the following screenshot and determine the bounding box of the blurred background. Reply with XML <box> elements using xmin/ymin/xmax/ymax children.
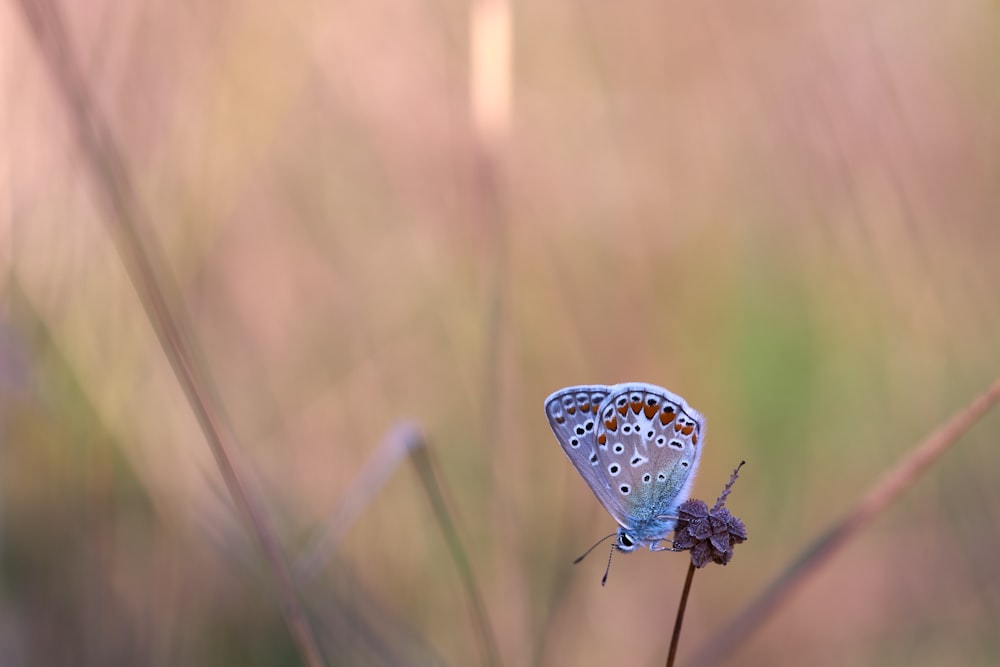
<box><xmin>2</xmin><ymin>0</ymin><xmax>1000</xmax><ymax>665</ymax></box>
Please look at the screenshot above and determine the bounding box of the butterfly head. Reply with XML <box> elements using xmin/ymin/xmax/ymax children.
<box><xmin>615</xmin><ymin>528</ymin><xmax>640</xmax><ymax>553</ymax></box>
<box><xmin>614</xmin><ymin>522</ymin><xmax>676</xmax><ymax>553</ymax></box>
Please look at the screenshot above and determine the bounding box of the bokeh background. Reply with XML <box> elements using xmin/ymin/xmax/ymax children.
<box><xmin>2</xmin><ymin>1</ymin><xmax>1000</xmax><ymax>665</ymax></box>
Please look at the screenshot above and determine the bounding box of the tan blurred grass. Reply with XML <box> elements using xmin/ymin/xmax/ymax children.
<box><xmin>3</xmin><ymin>1</ymin><xmax>1000</xmax><ymax>666</ymax></box>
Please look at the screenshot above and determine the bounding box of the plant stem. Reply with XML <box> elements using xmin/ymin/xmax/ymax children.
<box><xmin>16</xmin><ymin>3</ymin><xmax>326</xmax><ymax>665</ymax></box>
<box><xmin>410</xmin><ymin>435</ymin><xmax>502</xmax><ymax>667</ymax></box>
<box><xmin>689</xmin><ymin>376</ymin><xmax>1000</xmax><ymax>667</ymax></box>
<box><xmin>667</xmin><ymin>561</ymin><xmax>697</xmax><ymax>667</ymax></box>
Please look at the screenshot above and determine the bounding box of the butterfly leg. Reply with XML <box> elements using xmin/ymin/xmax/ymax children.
<box><xmin>649</xmin><ymin>539</ymin><xmax>675</xmax><ymax>552</ymax></box>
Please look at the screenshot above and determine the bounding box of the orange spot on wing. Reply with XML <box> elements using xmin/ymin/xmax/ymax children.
<box><xmin>643</xmin><ymin>403</ymin><xmax>658</xmax><ymax>419</ymax></box>
<box><xmin>674</xmin><ymin>422</ymin><xmax>682</xmax><ymax>432</ymax></box>
<box><xmin>604</xmin><ymin>416</ymin><xmax>618</xmax><ymax>431</ymax></box>
<box><xmin>682</xmin><ymin>424</ymin><xmax>694</xmax><ymax>436</ymax></box>
<box><xmin>555</xmin><ymin>415</ymin><xmax>565</xmax><ymax>424</ymax></box>
<box><xmin>592</xmin><ymin>404</ymin><xmax>600</xmax><ymax>414</ymax></box>
<box><xmin>581</xmin><ymin>402</ymin><xmax>591</xmax><ymax>413</ymax></box>
<box><xmin>630</xmin><ymin>399</ymin><xmax>642</xmax><ymax>414</ymax></box>
<box><xmin>597</xmin><ymin>433</ymin><xmax>607</xmax><ymax>445</ymax></box>
<box><xmin>660</xmin><ymin>410</ymin><xmax>675</xmax><ymax>426</ymax></box>
<box><xmin>617</xmin><ymin>405</ymin><xmax>628</xmax><ymax>416</ymax></box>
<box><xmin>567</xmin><ymin>406</ymin><xmax>576</xmax><ymax>415</ymax></box>
<box><xmin>692</xmin><ymin>433</ymin><xmax>699</xmax><ymax>445</ymax></box>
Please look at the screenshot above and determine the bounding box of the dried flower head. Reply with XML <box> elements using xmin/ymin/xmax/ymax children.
<box><xmin>672</xmin><ymin>461</ymin><xmax>747</xmax><ymax>567</ymax></box>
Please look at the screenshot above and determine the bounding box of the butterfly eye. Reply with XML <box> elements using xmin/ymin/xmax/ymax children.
<box><xmin>619</xmin><ymin>533</ymin><xmax>634</xmax><ymax>548</ymax></box>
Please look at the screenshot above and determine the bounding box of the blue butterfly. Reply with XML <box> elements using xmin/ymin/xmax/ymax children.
<box><xmin>544</xmin><ymin>383</ymin><xmax>705</xmax><ymax>582</ymax></box>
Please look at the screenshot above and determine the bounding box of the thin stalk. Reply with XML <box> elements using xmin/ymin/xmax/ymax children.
<box><xmin>410</xmin><ymin>435</ymin><xmax>501</xmax><ymax>667</ymax></box>
<box><xmin>666</xmin><ymin>561</ymin><xmax>697</xmax><ymax>667</ymax></box>
<box><xmin>295</xmin><ymin>422</ymin><xmax>500</xmax><ymax>666</ymax></box>
<box><xmin>296</xmin><ymin>423</ymin><xmax>422</xmax><ymax>580</ymax></box>
<box><xmin>690</xmin><ymin>376</ymin><xmax>1000</xmax><ymax>667</ymax></box>
<box><xmin>15</xmin><ymin>3</ymin><xmax>325</xmax><ymax>665</ymax></box>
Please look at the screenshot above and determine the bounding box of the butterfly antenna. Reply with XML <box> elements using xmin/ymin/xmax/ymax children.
<box><xmin>600</xmin><ymin>543</ymin><xmax>615</xmax><ymax>586</ymax></box>
<box><xmin>573</xmin><ymin>532</ymin><xmax>617</xmax><ymax>565</ymax></box>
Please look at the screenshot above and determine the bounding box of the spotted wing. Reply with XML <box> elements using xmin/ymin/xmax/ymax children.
<box><xmin>544</xmin><ymin>385</ymin><xmax>617</xmax><ymax>514</ymax></box>
<box><xmin>592</xmin><ymin>383</ymin><xmax>705</xmax><ymax>529</ymax></box>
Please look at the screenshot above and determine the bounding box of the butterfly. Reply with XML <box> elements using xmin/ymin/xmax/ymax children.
<box><xmin>544</xmin><ymin>383</ymin><xmax>705</xmax><ymax>582</ymax></box>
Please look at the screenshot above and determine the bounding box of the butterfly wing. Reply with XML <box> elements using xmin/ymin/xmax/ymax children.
<box><xmin>544</xmin><ymin>385</ymin><xmax>620</xmax><ymax>521</ymax></box>
<box><xmin>591</xmin><ymin>383</ymin><xmax>705</xmax><ymax>530</ymax></box>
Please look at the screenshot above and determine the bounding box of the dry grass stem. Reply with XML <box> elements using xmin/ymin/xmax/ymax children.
<box><xmin>690</xmin><ymin>376</ymin><xmax>1000</xmax><ymax>667</ymax></box>
<box><xmin>409</xmin><ymin>429</ymin><xmax>502</xmax><ymax>667</ymax></box>
<box><xmin>15</xmin><ymin>2</ymin><xmax>326</xmax><ymax>665</ymax></box>
<box><xmin>297</xmin><ymin>422</ymin><xmax>424</xmax><ymax>580</ymax></box>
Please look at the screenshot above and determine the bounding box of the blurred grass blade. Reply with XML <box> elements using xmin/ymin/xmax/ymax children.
<box><xmin>409</xmin><ymin>428</ymin><xmax>502</xmax><ymax>667</ymax></box>
<box><xmin>296</xmin><ymin>422</ymin><xmax>500</xmax><ymax>667</ymax></box>
<box><xmin>297</xmin><ymin>422</ymin><xmax>423</xmax><ymax>580</ymax></box>
<box><xmin>15</xmin><ymin>2</ymin><xmax>326</xmax><ymax>665</ymax></box>
<box><xmin>471</xmin><ymin>0</ymin><xmax>510</xmax><ymax>150</ymax></box>
<box><xmin>470</xmin><ymin>0</ymin><xmax>510</xmax><ymax>462</ymax></box>
<box><xmin>690</xmin><ymin>376</ymin><xmax>1000</xmax><ymax>667</ymax></box>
